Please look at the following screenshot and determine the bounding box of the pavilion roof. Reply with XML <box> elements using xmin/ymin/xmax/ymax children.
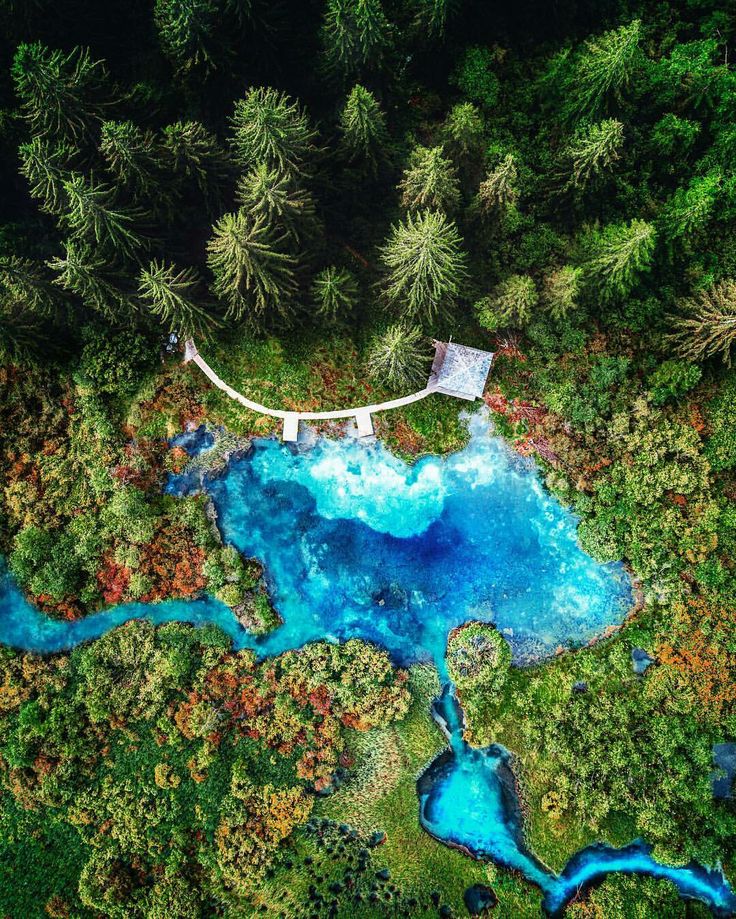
<box><xmin>431</xmin><ymin>341</ymin><xmax>494</xmax><ymax>400</ymax></box>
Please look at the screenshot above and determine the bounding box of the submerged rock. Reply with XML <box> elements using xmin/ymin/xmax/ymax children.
<box><xmin>712</xmin><ymin>743</ymin><xmax>736</xmax><ymax>800</ymax></box>
<box><xmin>464</xmin><ymin>884</ymin><xmax>498</xmax><ymax>915</ymax></box>
<box><xmin>631</xmin><ymin>647</ymin><xmax>655</xmax><ymax>675</ymax></box>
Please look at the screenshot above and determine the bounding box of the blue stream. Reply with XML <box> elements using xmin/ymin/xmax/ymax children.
<box><xmin>0</xmin><ymin>412</ymin><xmax>733</xmax><ymax>913</ymax></box>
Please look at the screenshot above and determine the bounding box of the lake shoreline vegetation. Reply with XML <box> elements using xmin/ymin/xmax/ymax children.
<box><xmin>1</xmin><ymin>0</ymin><xmax>735</xmax><ymax>915</ymax></box>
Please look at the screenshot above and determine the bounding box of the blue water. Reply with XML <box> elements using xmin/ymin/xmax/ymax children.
<box><xmin>0</xmin><ymin>411</ymin><xmax>731</xmax><ymax>913</ymax></box>
<box><xmin>419</xmin><ymin>686</ymin><xmax>736</xmax><ymax>916</ymax></box>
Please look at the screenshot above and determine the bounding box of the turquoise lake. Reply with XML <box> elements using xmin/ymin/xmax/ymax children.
<box><xmin>0</xmin><ymin>410</ymin><xmax>732</xmax><ymax>914</ymax></box>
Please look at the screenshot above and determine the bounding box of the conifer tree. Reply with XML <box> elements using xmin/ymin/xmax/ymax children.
<box><xmin>542</xmin><ymin>266</ymin><xmax>582</xmax><ymax>320</ymax></box>
<box><xmin>154</xmin><ymin>0</ymin><xmax>219</xmax><ymax>74</ymax></box>
<box><xmin>236</xmin><ymin>164</ymin><xmax>316</xmax><ymax>243</ymax></box>
<box><xmin>11</xmin><ymin>42</ymin><xmax>109</xmax><ymax>142</ymax></box>
<box><xmin>321</xmin><ymin>0</ymin><xmax>392</xmax><ymax>82</ymax></box>
<box><xmin>478</xmin><ymin>154</ymin><xmax>517</xmax><ymax>213</ymax></box>
<box><xmin>100</xmin><ymin>121</ymin><xmax>162</xmax><ymax>200</ymax></box>
<box><xmin>0</xmin><ymin>298</ymin><xmax>47</xmax><ymax>365</ymax></box>
<box><xmin>380</xmin><ymin>210</ymin><xmax>467</xmax><ymax>323</ymax></box>
<box><xmin>162</xmin><ymin>120</ymin><xmax>231</xmax><ymax>204</ymax></box>
<box><xmin>572</xmin><ymin>21</ymin><xmax>642</xmax><ymax>117</ymax></box>
<box><xmin>339</xmin><ymin>85</ymin><xmax>387</xmax><ymax>171</ymax></box>
<box><xmin>399</xmin><ymin>145</ymin><xmax>460</xmax><ymax>214</ymax></box>
<box><xmin>585</xmin><ymin>219</ymin><xmax>656</xmax><ymax>302</ymax></box>
<box><xmin>230</xmin><ymin>88</ymin><xmax>317</xmax><ymax>175</ymax></box>
<box><xmin>443</xmin><ymin>103</ymin><xmax>484</xmax><ymax>159</ymax></box>
<box><xmin>476</xmin><ymin>274</ymin><xmax>538</xmax><ymax>329</ymax></box>
<box><xmin>365</xmin><ymin>324</ymin><xmax>428</xmax><ymax>388</ymax></box>
<box><xmin>661</xmin><ymin>172</ymin><xmax>721</xmax><ymax>241</ymax></box>
<box><xmin>414</xmin><ymin>0</ymin><xmax>456</xmax><ymax>38</ymax></box>
<box><xmin>48</xmin><ymin>241</ymin><xmax>129</xmax><ymax>319</ymax></box>
<box><xmin>565</xmin><ymin>119</ymin><xmax>624</xmax><ymax>189</ymax></box>
<box><xmin>0</xmin><ymin>256</ymin><xmax>59</xmax><ymax>316</ymax></box>
<box><xmin>62</xmin><ymin>173</ymin><xmax>147</xmax><ymax>260</ymax></box>
<box><xmin>18</xmin><ymin>136</ymin><xmax>76</xmax><ymax>214</ymax></box>
<box><xmin>139</xmin><ymin>259</ymin><xmax>218</xmax><ymax>338</ymax></box>
<box><xmin>669</xmin><ymin>280</ymin><xmax>736</xmax><ymax>366</ymax></box>
<box><xmin>311</xmin><ymin>266</ymin><xmax>358</xmax><ymax>322</ymax></box>
<box><xmin>206</xmin><ymin>208</ymin><xmax>298</xmax><ymax>324</ymax></box>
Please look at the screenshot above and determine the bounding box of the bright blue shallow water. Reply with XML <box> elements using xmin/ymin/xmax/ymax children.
<box><xmin>420</xmin><ymin>686</ymin><xmax>736</xmax><ymax>916</ymax></box>
<box><xmin>168</xmin><ymin>411</ymin><xmax>632</xmax><ymax>672</ymax></box>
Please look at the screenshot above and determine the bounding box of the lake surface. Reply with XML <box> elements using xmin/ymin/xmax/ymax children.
<box><xmin>1</xmin><ymin>412</ymin><xmax>730</xmax><ymax>914</ymax></box>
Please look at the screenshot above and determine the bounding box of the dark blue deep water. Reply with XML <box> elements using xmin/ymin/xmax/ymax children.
<box><xmin>0</xmin><ymin>411</ymin><xmax>732</xmax><ymax>914</ymax></box>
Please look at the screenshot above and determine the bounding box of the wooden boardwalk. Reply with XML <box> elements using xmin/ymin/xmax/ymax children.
<box><xmin>184</xmin><ymin>339</ymin><xmax>436</xmax><ymax>441</ymax></box>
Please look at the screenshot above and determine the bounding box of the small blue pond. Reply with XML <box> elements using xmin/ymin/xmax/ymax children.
<box><xmin>0</xmin><ymin>411</ymin><xmax>732</xmax><ymax>914</ymax></box>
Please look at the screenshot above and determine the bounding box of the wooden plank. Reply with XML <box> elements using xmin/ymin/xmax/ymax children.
<box><xmin>283</xmin><ymin>414</ymin><xmax>299</xmax><ymax>442</ymax></box>
<box><xmin>355</xmin><ymin>410</ymin><xmax>374</xmax><ymax>438</ymax></box>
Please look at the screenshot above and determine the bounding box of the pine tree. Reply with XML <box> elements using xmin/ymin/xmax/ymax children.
<box><xmin>0</xmin><ymin>297</ymin><xmax>47</xmax><ymax>365</ymax></box>
<box><xmin>365</xmin><ymin>324</ymin><xmax>428</xmax><ymax>388</ymax></box>
<box><xmin>230</xmin><ymin>87</ymin><xmax>317</xmax><ymax>175</ymax></box>
<box><xmin>311</xmin><ymin>266</ymin><xmax>358</xmax><ymax>322</ymax></box>
<box><xmin>399</xmin><ymin>145</ymin><xmax>460</xmax><ymax>214</ymax></box>
<box><xmin>236</xmin><ymin>164</ymin><xmax>317</xmax><ymax>242</ymax></box>
<box><xmin>100</xmin><ymin>121</ymin><xmax>163</xmax><ymax>200</ymax></box>
<box><xmin>0</xmin><ymin>256</ymin><xmax>59</xmax><ymax>316</ymax></box>
<box><xmin>206</xmin><ymin>208</ymin><xmax>298</xmax><ymax>324</ymax></box>
<box><xmin>478</xmin><ymin>154</ymin><xmax>517</xmax><ymax>212</ymax></box>
<box><xmin>565</xmin><ymin>119</ymin><xmax>624</xmax><ymax>189</ymax></box>
<box><xmin>585</xmin><ymin>219</ymin><xmax>656</xmax><ymax>302</ymax></box>
<box><xmin>62</xmin><ymin>173</ymin><xmax>147</xmax><ymax>260</ymax></box>
<box><xmin>414</xmin><ymin>0</ymin><xmax>456</xmax><ymax>38</ymax></box>
<box><xmin>669</xmin><ymin>280</ymin><xmax>736</xmax><ymax>366</ymax></box>
<box><xmin>11</xmin><ymin>42</ymin><xmax>109</xmax><ymax>142</ymax></box>
<box><xmin>321</xmin><ymin>0</ymin><xmax>392</xmax><ymax>82</ymax></box>
<box><xmin>380</xmin><ymin>210</ymin><xmax>467</xmax><ymax>323</ymax></box>
<box><xmin>542</xmin><ymin>266</ymin><xmax>582</xmax><ymax>320</ymax></box>
<box><xmin>443</xmin><ymin>103</ymin><xmax>484</xmax><ymax>159</ymax></box>
<box><xmin>339</xmin><ymin>85</ymin><xmax>387</xmax><ymax>171</ymax></box>
<box><xmin>48</xmin><ymin>240</ymin><xmax>129</xmax><ymax>319</ymax></box>
<box><xmin>154</xmin><ymin>0</ymin><xmax>219</xmax><ymax>74</ymax></box>
<box><xmin>661</xmin><ymin>172</ymin><xmax>721</xmax><ymax>241</ymax></box>
<box><xmin>18</xmin><ymin>136</ymin><xmax>76</xmax><ymax>214</ymax></box>
<box><xmin>162</xmin><ymin>120</ymin><xmax>231</xmax><ymax>204</ymax></box>
<box><xmin>476</xmin><ymin>274</ymin><xmax>538</xmax><ymax>329</ymax></box>
<box><xmin>139</xmin><ymin>259</ymin><xmax>218</xmax><ymax>338</ymax></box>
<box><xmin>572</xmin><ymin>21</ymin><xmax>642</xmax><ymax>117</ymax></box>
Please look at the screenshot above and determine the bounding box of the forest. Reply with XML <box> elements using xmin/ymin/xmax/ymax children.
<box><xmin>1</xmin><ymin>0</ymin><xmax>735</xmax><ymax>915</ymax></box>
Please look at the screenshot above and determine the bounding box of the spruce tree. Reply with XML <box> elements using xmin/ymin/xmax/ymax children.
<box><xmin>585</xmin><ymin>219</ymin><xmax>656</xmax><ymax>302</ymax></box>
<box><xmin>62</xmin><ymin>173</ymin><xmax>147</xmax><ymax>260</ymax></box>
<box><xmin>476</xmin><ymin>274</ymin><xmax>538</xmax><ymax>330</ymax></box>
<box><xmin>311</xmin><ymin>266</ymin><xmax>358</xmax><ymax>323</ymax></box>
<box><xmin>0</xmin><ymin>256</ymin><xmax>59</xmax><ymax>316</ymax></box>
<box><xmin>478</xmin><ymin>154</ymin><xmax>517</xmax><ymax>213</ymax></box>
<box><xmin>565</xmin><ymin>119</ymin><xmax>624</xmax><ymax>189</ymax></box>
<box><xmin>414</xmin><ymin>0</ymin><xmax>456</xmax><ymax>38</ymax></box>
<box><xmin>11</xmin><ymin>42</ymin><xmax>109</xmax><ymax>142</ymax></box>
<box><xmin>18</xmin><ymin>136</ymin><xmax>75</xmax><ymax>214</ymax></box>
<box><xmin>365</xmin><ymin>324</ymin><xmax>428</xmax><ymax>388</ymax></box>
<box><xmin>339</xmin><ymin>85</ymin><xmax>387</xmax><ymax>171</ymax></box>
<box><xmin>661</xmin><ymin>172</ymin><xmax>721</xmax><ymax>242</ymax></box>
<box><xmin>572</xmin><ymin>21</ymin><xmax>642</xmax><ymax>117</ymax></box>
<box><xmin>100</xmin><ymin>121</ymin><xmax>162</xmax><ymax>200</ymax></box>
<box><xmin>669</xmin><ymin>280</ymin><xmax>736</xmax><ymax>366</ymax></box>
<box><xmin>206</xmin><ymin>208</ymin><xmax>298</xmax><ymax>325</ymax></box>
<box><xmin>399</xmin><ymin>145</ymin><xmax>460</xmax><ymax>214</ymax></box>
<box><xmin>542</xmin><ymin>266</ymin><xmax>582</xmax><ymax>320</ymax></box>
<box><xmin>380</xmin><ymin>210</ymin><xmax>467</xmax><ymax>323</ymax></box>
<box><xmin>230</xmin><ymin>87</ymin><xmax>317</xmax><ymax>175</ymax></box>
<box><xmin>0</xmin><ymin>298</ymin><xmax>47</xmax><ymax>365</ymax></box>
<box><xmin>321</xmin><ymin>0</ymin><xmax>392</xmax><ymax>82</ymax></box>
<box><xmin>443</xmin><ymin>103</ymin><xmax>484</xmax><ymax>159</ymax></box>
<box><xmin>139</xmin><ymin>260</ymin><xmax>218</xmax><ymax>338</ymax></box>
<box><xmin>236</xmin><ymin>164</ymin><xmax>317</xmax><ymax>242</ymax></box>
<box><xmin>154</xmin><ymin>0</ymin><xmax>219</xmax><ymax>74</ymax></box>
<box><xmin>162</xmin><ymin>120</ymin><xmax>231</xmax><ymax>204</ymax></box>
<box><xmin>48</xmin><ymin>241</ymin><xmax>129</xmax><ymax>319</ymax></box>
